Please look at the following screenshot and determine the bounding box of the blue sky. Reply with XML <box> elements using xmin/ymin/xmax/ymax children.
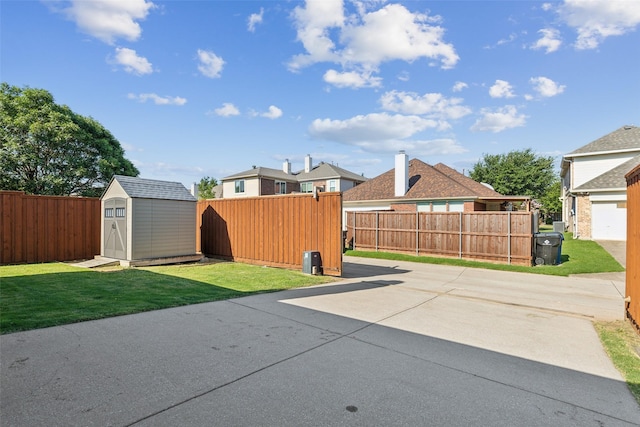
<box><xmin>2</xmin><ymin>0</ymin><xmax>640</xmax><ymax>189</ymax></box>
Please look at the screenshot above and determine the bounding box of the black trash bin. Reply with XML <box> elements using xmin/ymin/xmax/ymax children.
<box><xmin>534</xmin><ymin>232</ymin><xmax>564</xmax><ymax>265</ymax></box>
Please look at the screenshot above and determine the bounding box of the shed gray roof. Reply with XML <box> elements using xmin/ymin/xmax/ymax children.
<box><xmin>574</xmin><ymin>155</ymin><xmax>640</xmax><ymax>191</ymax></box>
<box><xmin>107</xmin><ymin>175</ymin><xmax>196</xmax><ymax>201</ymax></box>
<box><xmin>567</xmin><ymin>125</ymin><xmax>640</xmax><ymax>156</ymax></box>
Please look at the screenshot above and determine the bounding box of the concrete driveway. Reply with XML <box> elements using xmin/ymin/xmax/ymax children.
<box><xmin>1</xmin><ymin>257</ymin><xmax>638</xmax><ymax>426</ymax></box>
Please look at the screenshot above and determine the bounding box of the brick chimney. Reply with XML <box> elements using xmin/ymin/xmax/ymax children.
<box><xmin>395</xmin><ymin>150</ymin><xmax>408</xmax><ymax>197</ymax></box>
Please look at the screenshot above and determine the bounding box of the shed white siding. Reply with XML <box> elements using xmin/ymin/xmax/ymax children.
<box><xmin>131</xmin><ymin>199</ymin><xmax>196</xmax><ymax>259</ymax></box>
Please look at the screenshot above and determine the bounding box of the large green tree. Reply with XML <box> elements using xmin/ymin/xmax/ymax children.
<box><xmin>539</xmin><ymin>179</ymin><xmax>562</xmax><ymax>216</ymax></box>
<box><xmin>469</xmin><ymin>148</ymin><xmax>556</xmax><ymax>200</ymax></box>
<box><xmin>0</xmin><ymin>83</ymin><xmax>138</xmax><ymax>197</ymax></box>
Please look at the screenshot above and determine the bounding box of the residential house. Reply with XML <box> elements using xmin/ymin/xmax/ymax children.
<box><xmin>561</xmin><ymin>125</ymin><xmax>640</xmax><ymax>240</ymax></box>
<box><xmin>220</xmin><ymin>154</ymin><xmax>367</xmax><ymax>198</ymax></box>
<box><xmin>343</xmin><ymin>151</ymin><xmax>529</xmax><ymax>217</ymax></box>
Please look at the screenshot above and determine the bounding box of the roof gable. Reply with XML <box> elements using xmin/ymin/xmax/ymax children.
<box><xmin>105</xmin><ymin>175</ymin><xmax>196</xmax><ymax>201</ymax></box>
<box><xmin>567</xmin><ymin>125</ymin><xmax>640</xmax><ymax>156</ymax></box>
<box><xmin>574</xmin><ymin>154</ymin><xmax>640</xmax><ymax>191</ymax></box>
<box><xmin>223</xmin><ymin>167</ymin><xmax>296</xmax><ymax>182</ymax></box>
<box><xmin>343</xmin><ymin>159</ymin><xmax>502</xmax><ymax>202</ymax></box>
<box><xmin>298</xmin><ymin>162</ymin><xmax>367</xmax><ymax>182</ymax></box>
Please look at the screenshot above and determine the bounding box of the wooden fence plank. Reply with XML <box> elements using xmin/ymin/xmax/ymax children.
<box><xmin>346</xmin><ymin>210</ymin><xmax>533</xmax><ymax>266</ymax></box>
<box><xmin>626</xmin><ymin>165</ymin><xmax>640</xmax><ymax>331</ymax></box>
<box><xmin>0</xmin><ymin>191</ymin><xmax>101</xmax><ymax>264</ymax></box>
<box><xmin>196</xmin><ymin>193</ymin><xmax>343</xmax><ymax>276</ymax></box>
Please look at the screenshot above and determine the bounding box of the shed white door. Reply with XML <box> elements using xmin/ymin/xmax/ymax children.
<box><xmin>591</xmin><ymin>202</ymin><xmax>626</xmax><ymax>240</ymax></box>
<box><xmin>103</xmin><ymin>198</ymin><xmax>127</xmax><ymax>259</ymax></box>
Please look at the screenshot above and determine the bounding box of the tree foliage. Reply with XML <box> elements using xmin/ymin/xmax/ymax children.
<box><xmin>539</xmin><ymin>179</ymin><xmax>562</xmax><ymax>215</ymax></box>
<box><xmin>469</xmin><ymin>148</ymin><xmax>556</xmax><ymax>200</ymax></box>
<box><xmin>0</xmin><ymin>83</ymin><xmax>139</xmax><ymax>197</ymax></box>
<box><xmin>197</xmin><ymin>176</ymin><xmax>218</xmax><ymax>199</ymax></box>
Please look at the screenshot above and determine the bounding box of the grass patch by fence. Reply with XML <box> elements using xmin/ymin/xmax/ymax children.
<box><xmin>0</xmin><ymin>261</ymin><xmax>334</xmax><ymax>334</ymax></box>
<box><xmin>595</xmin><ymin>321</ymin><xmax>640</xmax><ymax>404</ymax></box>
<box><xmin>346</xmin><ymin>233</ymin><xmax>623</xmax><ymax>276</ymax></box>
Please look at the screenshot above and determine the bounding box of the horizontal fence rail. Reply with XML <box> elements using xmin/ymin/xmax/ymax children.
<box><xmin>1</xmin><ymin>191</ymin><xmax>101</xmax><ymax>264</ymax></box>
<box><xmin>626</xmin><ymin>165</ymin><xmax>640</xmax><ymax>331</ymax></box>
<box><xmin>346</xmin><ymin>211</ymin><xmax>533</xmax><ymax>266</ymax></box>
<box><xmin>197</xmin><ymin>193</ymin><xmax>343</xmax><ymax>276</ymax></box>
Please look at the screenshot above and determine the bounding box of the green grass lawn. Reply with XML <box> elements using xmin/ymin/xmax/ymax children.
<box><xmin>0</xmin><ymin>260</ymin><xmax>334</xmax><ymax>334</ymax></box>
<box><xmin>346</xmin><ymin>232</ymin><xmax>624</xmax><ymax>276</ymax></box>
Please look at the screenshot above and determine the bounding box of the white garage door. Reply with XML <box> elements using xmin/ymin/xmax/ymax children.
<box><xmin>591</xmin><ymin>202</ymin><xmax>627</xmax><ymax>240</ymax></box>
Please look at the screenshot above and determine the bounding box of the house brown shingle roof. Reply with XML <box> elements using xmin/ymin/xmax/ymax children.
<box><xmin>343</xmin><ymin>159</ymin><xmax>502</xmax><ymax>202</ymax></box>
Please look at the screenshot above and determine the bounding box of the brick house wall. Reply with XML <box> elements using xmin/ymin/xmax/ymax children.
<box><xmin>390</xmin><ymin>203</ymin><xmax>417</xmax><ymax>212</ymax></box>
<box><xmin>260</xmin><ymin>178</ymin><xmax>300</xmax><ymax>196</ymax></box>
<box><xmin>576</xmin><ymin>193</ymin><xmax>592</xmax><ymax>238</ymax></box>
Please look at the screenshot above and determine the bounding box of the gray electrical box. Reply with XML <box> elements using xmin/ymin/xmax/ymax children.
<box><xmin>302</xmin><ymin>251</ymin><xmax>321</xmax><ymax>275</ymax></box>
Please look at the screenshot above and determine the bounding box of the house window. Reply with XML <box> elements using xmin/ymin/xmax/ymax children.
<box><xmin>105</xmin><ymin>208</ymin><xmax>114</xmax><ymax>218</ymax></box>
<box><xmin>115</xmin><ymin>207</ymin><xmax>125</xmax><ymax>217</ymax></box>
<box><xmin>235</xmin><ymin>180</ymin><xmax>245</xmax><ymax>193</ymax></box>
<box><xmin>301</xmin><ymin>182</ymin><xmax>313</xmax><ymax>193</ymax></box>
<box><xmin>329</xmin><ymin>180</ymin><xmax>337</xmax><ymax>192</ymax></box>
<box><xmin>275</xmin><ymin>181</ymin><xmax>286</xmax><ymax>194</ymax></box>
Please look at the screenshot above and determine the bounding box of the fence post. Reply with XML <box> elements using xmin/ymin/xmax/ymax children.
<box><xmin>352</xmin><ymin>211</ymin><xmax>356</xmax><ymax>250</ymax></box>
<box><xmin>459</xmin><ymin>212</ymin><xmax>463</xmax><ymax>259</ymax></box>
<box><xmin>508</xmin><ymin>211</ymin><xmax>512</xmax><ymax>265</ymax></box>
<box><xmin>375</xmin><ymin>211</ymin><xmax>379</xmax><ymax>252</ymax></box>
<box><xmin>416</xmin><ymin>211</ymin><xmax>419</xmax><ymax>256</ymax></box>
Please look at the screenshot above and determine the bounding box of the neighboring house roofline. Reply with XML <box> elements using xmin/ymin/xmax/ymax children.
<box><xmin>563</xmin><ymin>147</ymin><xmax>640</xmax><ymax>159</ymax></box>
<box><xmin>223</xmin><ymin>162</ymin><xmax>367</xmax><ymax>183</ymax></box>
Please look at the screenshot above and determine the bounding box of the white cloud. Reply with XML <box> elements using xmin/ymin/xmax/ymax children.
<box><xmin>531</xmin><ymin>28</ymin><xmax>562</xmax><ymax>53</ymax></box>
<box><xmin>323</xmin><ymin>69</ymin><xmax>382</xmax><ymax>88</ymax></box>
<box><xmin>289</xmin><ymin>0</ymin><xmax>344</xmax><ymax>70</ymax></box>
<box><xmin>113</xmin><ymin>47</ymin><xmax>153</xmax><ymax>75</ymax></box>
<box><xmin>558</xmin><ymin>0</ymin><xmax>640</xmax><ymax>50</ymax></box>
<box><xmin>379</xmin><ymin>91</ymin><xmax>471</xmax><ymax>121</ymax></box>
<box><xmin>308</xmin><ymin>112</ymin><xmax>465</xmax><ymax>155</ymax></box>
<box><xmin>489</xmin><ymin>80</ymin><xmax>516</xmax><ymax>98</ymax></box>
<box><xmin>309</xmin><ymin>113</ymin><xmax>438</xmax><ymax>143</ymax></box>
<box><xmin>339</xmin><ymin>4</ymin><xmax>459</xmax><ymax>68</ymax></box>
<box><xmin>258</xmin><ymin>105</ymin><xmax>283</xmax><ymax>119</ymax></box>
<box><xmin>289</xmin><ymin>1</ymin><xmax>458</xmax><ymax>87</ymax></box>
<box><xmin>61</xmin><ymin>0</ymin><xmax>155</xmax><ymax>45</ymax></box>
<box><xmin>452</xmin><ymin>81</ymin><xmax>468</xmax><ymax>92</ymax></box>
<box><xmin>248</xmin><ymin>7</ymin><xmax>264</xmax><ymax>32</ymax></box>
<box><xmin>212</xmin><ymin>103</ymin><xmax>240</xmax><ymax>117</ymax></box>
<box><xmin>530</xmin><ymin>76</ymin><xmax>566</xmax><ymax>97</ymax></box>
<box><xmin>127</xmin><ymin>93</ymin><xmax>187</xmax><ymax>106</ymax></box>
<box><xmin>471</xmin><ymin>105</ymin><xmax>527</xmax><ymax>133</ymax></box>
<box><xmin>197</xmin><ymin>49</ymin><xmax>225</xmax><ymax>78</ymax></box>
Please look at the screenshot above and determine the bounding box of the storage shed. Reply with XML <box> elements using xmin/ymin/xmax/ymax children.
<box><xmin>101</xmin><ymin>175</ymin><xmax>200</xmax><ymax>266</ymax></box>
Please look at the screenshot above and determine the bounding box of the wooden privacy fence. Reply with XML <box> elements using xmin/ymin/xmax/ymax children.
<box><xmin>197</xmin><ymin>192</ymin><xmax>343</xmax><ymax>276</ymax></box>
<box><xmin>1</xmin><ymin>191</ymin><xmax>101</xmax><ymax>264</ymax></box>
<box><xmin>346</xmin><ymin>211</ymin><xmax>533</xmax><ymax>266</ymax></box>
<box><xmin>625</xmin><ymin>164</ymin><xmax>640</xmax><ymax>331</ymax></box>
